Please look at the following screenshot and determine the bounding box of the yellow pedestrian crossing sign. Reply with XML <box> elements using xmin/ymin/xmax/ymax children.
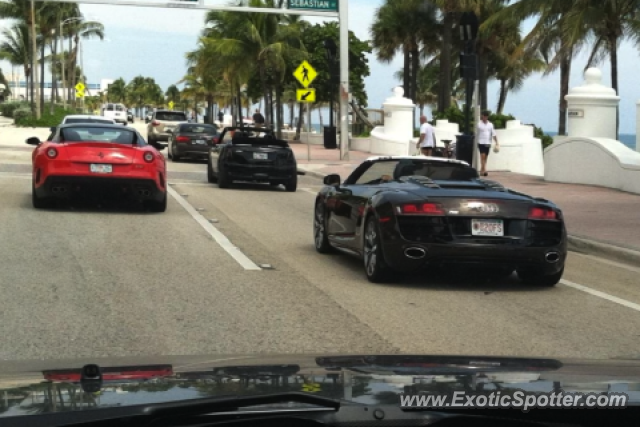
<box><xmin>302</xmin><ymin>382</ymin><xmax>321</xmax><ymax>393</ymax></box>
<box><xmin>75</xmin><ymin>89</ymin><xmax>85</xmax><ymax>98</ymax></box>
<box><xmin>75</xmin><ymin>82</ymin><xmax>85</xmax><ymax>92</ymax></box>
<box><xmin>296</xmin><ymin>88</ymin><xmax>316</xmax><ymax>103</ymax></box>
<box><xmin>168</xmin><ymin>101</ymin><xmax>174</xmax><ymax>109</ymax></box>
<box><xmin>293</xmin><ymin>60</ymin><xmax>317</xmax><ymax>88</ymax></box>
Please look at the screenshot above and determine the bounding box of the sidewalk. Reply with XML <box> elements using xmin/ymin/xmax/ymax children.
<box><xmin>290</xmin><ymin>142</ymin><xmax>640</xmax><ymax>264</ymax></box>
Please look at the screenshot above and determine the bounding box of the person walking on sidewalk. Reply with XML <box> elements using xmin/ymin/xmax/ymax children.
<box><xmin>253</xmin><ymin>109</ymin><xmax>265</xmax><ymax>127</ymax></box>
<box><xmin>416</xmin><ymin>115</ymin><xmax>436</xmax><ymax>156</ymax></box>
<box><xmin>477</xmin><ymin>111</ymin><xmax>499</xmax><ymax>176</ymax></box>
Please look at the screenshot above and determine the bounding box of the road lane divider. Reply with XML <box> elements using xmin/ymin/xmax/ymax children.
<box><xmin>166</xmin><ymin>186</ymin><xmax>262</xmax><ymax>271</ymax></box>
<box><xmin>561</xmin><ymin>279</ymin><xmax>640</xmax><ymax>313</ymax></box>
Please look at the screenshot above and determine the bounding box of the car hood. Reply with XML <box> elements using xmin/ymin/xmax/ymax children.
<box><xmin>1</xmin><ymin>354</ymin><xmax>640</xmax><ymax>416</ymax></box>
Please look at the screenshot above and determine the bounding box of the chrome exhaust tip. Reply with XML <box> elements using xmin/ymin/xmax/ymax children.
<box><xmin>545</xmin><ymin>251</ymin><xmax>560</xmax><ymax>263</ymax></box>
<box><xmin>405</xmin><ymin>247</ymin><xmax>426</xmax><ymax>260</ymax></box>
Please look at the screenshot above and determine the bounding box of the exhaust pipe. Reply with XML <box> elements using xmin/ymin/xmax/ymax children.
<box><xmin>545</xmin><ymin>251</ymin><xmax>560</xmax><ymax>263</ymax></box>
<box><xmin>405</xmin><ymin>247</ymin><xmax>426</xmax><ymax>260</ymax></box>
<box><xmin>52</xmin><ymin>186</ymin><xmax>67</xmax><ymax>193</ymax></box>
<box><xmin>138</xmin><ymin>189</ymin><xmax>151</xmax><ymax>197</ymax></box>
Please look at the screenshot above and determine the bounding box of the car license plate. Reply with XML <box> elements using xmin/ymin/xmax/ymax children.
<box><xmin>471</xmin><ymin>219</ymin><xmax>503</xmax><ymax>236</ymax></box>
<box><xmin>253</xmin><ymin>152</ymin><xmax>268</xmax><ymax>160</ymax></box>
<box><xmin>90</xmin><ymin>164</ymin><xmax>112</xmax><ymax>174</ymax></box>
<box><xmin>193</xmin><ymin>139</ymin><xmax>206</xmax><ymax>145</ymax></box>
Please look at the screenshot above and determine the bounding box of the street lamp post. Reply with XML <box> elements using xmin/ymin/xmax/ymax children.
<box><xmin>323</xmin><ymin>38</ymin><xmax>338</xmax><ymax>150</ymax></box>
<box><xmin>60</xmin><ymin>17</ymin><xmax>82</xmax><ymax>110</ymax></box>
<box><xmin>456</xmin><ymin>12</ymin><xmax>479</xmax><ymax>166</ymax></box>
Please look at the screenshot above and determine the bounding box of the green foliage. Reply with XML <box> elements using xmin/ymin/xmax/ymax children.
<box><xmin>296</xmin><ymin>22</ymin><xmax>371</xmax><ymax>107</ymax></box>
<box><xmin>487</xmin><ymin>112</ymin><xmax>516</xmax><ymax>129</ymax></box>
<box><xmin>432</xmin><ymin>106</ymin><xmax>465</xmax><ymax>126</ymax></box>
<box><xmin>534</xmin><ymin>125</ymin><xmax>554</xmax><ymax>149</ymax></box>
<box><xmin>13</xmin><ymin>107</ymin><xmax>31</xmax><ymax>123</ymax></box>
<box><xmin>15</xmin><ymin>105</ymin><xmax>76</xmax><ymax>127</ymax></box>
<box><xmin>0</xmin><ymin>101</ymin><xmax>28</xmax><ymax>118</ymax></box>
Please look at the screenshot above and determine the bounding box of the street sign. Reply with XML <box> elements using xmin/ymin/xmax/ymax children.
<box><xmin>75</xmin><ymin>90</ymin><xmax>85</xmax><ymax>98</ymax></box>
<box><xmin>75</xmin><ymin>82</ymin><xmax>85</xmax><ymax>92</ymax></box>
<box><xmin>296</xmin><ymin>88</ymin><xmax>316</xmax><ymax>103</ymax></box>
<box><xmin>288</xmin><ymin>0</ymin><xmax>337</xmax><ymax>12</ymax></box>
<box><xmin>168</xmin><ymin>101</ymin><xmax>175</xmax><ymax>109</ymax></box>
<box><xmin>293</xmin><ymin>60</ymin><xmax>317</xmax><ymax>88</ymax></box>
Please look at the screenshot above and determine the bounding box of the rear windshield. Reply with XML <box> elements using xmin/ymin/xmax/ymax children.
<box><xmin>61</xmin><ymin>127</ymin><xmax>137</xmax><ymax>144</ymax></box>
<box><xmin>65</xmin><ymin>118</ymin><xmax>115</xmax><ymax>124</ymax></box>
<box><xmin>106</xmin><ymin>104</ymin><xmax>114</xmax><ymax>111</ymax></box>
<box><xmin>230</xmin><ymin>129</ymin><xmax>287</xmax><ymax>146</ymax></box>
<box><xmin>180</xmin><ymin>124</ymin><xmax>218</xmax><ymax>134</ymax></box>
<box><xmin>351</xmin><ymin>159</ymin><xmax>478</xmax><ymax>184</ymax></box>
<box><xmin>156</xmin><ymin>112</ymin><xmax>187</xmax><ymax>121</ymax></box>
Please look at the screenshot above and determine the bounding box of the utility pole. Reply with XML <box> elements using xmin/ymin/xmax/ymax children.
<box><xmin>30</xmin><ymin>0</ymin><xmax>40</xmax><ymax>119</ymax></box>
<box><xmin>338</xmin><ymin>0</ymin><xmax>349</xmax><ymax>160</ymax></box>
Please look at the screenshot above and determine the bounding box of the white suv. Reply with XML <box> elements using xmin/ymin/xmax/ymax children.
<box><xmin>101</xmin><ymin>103</ymin><xmax>128</xmax><ymax>125</ymax></box>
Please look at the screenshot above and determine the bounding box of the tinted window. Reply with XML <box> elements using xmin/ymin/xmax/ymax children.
<box><xmin>180</xmin><ymin>124</ymin><xmax>218</xmax><ymax>134</ymax></box>
<box><xmin>106</xmin><ymin>104</ymin><xmax>114</xmax><ymax>111</ymax></box>
<box><xmin>155</xmin><ymin>112</ymin><xmax>187</xmax><ymax>121</ymax></box>
<box><xmin>116</xmin><ymin>104</ymin><xmax>125</xmax><ymax>111</ymax></box>
<box><xmin>353</xmin><ymin>160</ymin><xmax>477</xmax><ymax>184</ymax></box>
<box><xmin>65</xmin><ymin>118</ymin><xmax>115</xmax><ymax>124</ymax></box>
<box><xmin>61</xmin><ymin>127</ymin><xmax>136</xmax><ymax>144</ymax></box>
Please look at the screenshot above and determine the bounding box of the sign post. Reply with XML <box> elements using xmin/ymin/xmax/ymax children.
<box><xmin>338</xmin><ymin>0</ymin><xmax>349</xmax><ymax>160</ymax></box>
<box><xmin>294</xmin><ymin>61</ymin><xmax>317</xmax><ymax>162</ymax></box>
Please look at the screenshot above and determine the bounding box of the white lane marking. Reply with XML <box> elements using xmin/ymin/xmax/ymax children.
<box><xmin>572</xmin><ymin>252</ymin><xmax>640</xmax><ymax>274</ymax></box>
<box><xmin>300</xmin><ymin>188</ymin><xmax>318</xmax><ymax>195</ymax></box>
<box><xmin>169</xmin><ymin>181</ymin><xmax>212</xmax><ymax>187</ymax></box>
<box><xmin>166</xmin><ymin>186</ymin><xmax>262</xmax><ymax>271</ymax></box>
<box><xmin>560</xmin><ymin>279</ymin><xmax>640</xmax><ymax>313</ymax></box>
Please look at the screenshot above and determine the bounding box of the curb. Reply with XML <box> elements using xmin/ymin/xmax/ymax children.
<box><xmin>567</xmin><ymin>235</ymin><xmax>640</xmax><ymax>267</ymax></box>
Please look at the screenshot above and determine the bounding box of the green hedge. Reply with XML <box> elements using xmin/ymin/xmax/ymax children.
<box><xmin>430</xmin><ymin>107</ymin><xmax>553</xmax><ymax>148</ymax></box>
<box><xmin>15</xmin><ymin>106</ymin><xmax>77</xmax><ymax>127</ymax></box>
<box><xmin>0</xmin><ymin>102</ymin><xmax>29</xmax><ymax>118</ymax></box>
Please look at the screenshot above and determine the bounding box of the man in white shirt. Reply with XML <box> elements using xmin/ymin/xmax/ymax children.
<box><xmin>416</xmin><ymin>115</ymin><xmax>436</xmax><ymax>156</ymax></box>
<box><xmin>476</xmin><ymin>111</ymin><xmax>498</xmax><ymax>176</ymax></box>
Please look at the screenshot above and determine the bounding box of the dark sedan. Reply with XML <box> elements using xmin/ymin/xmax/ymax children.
<box><xmin>313</xmin><ymin>156</ymin><xmax>567</xmax><ymax>286</ymax></box>
<box><xmin>167</xmin><ymin>123</ymin><xmax>219</xmax><ymax>161</ymax></box>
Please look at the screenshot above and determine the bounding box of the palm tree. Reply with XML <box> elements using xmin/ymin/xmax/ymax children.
<box><xmin>107</xmin><ymin>77</ymin><xmax>127</xmax><ymax>103</ymax></box>
<box><xmin>487</xmin><ymin>0</ymin><xmax>587</xmax><ymax>135</ymax></box>
<box><xmin>0</xmin><ymin>23</ymin><xmax>31</xmax><ymax>102</ymax></box>
<box><xmin>65</xmin><ymin>16</ymin><xmax>105</xmax><ymax>105</ymax></box>
<box><xmin>562</xmin><ymin>0</ymin><xmax>640</xmax><ymax>138</ymax></box>
<box><xmin>165</xmin><ymin>84</ymin><xmax>180</xmax><ymax>107</ymax></box>
<box><xmin>370</xmin><ymin>0</ymin><xmax>441</xmax><ymax>104</ymax></box>
<box><xmin>203</xmin><ymin>0</ymin><xmax>305</xmax><ymax>134</ymax></box>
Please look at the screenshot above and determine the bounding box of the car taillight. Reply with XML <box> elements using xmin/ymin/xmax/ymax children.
<box><xmin>46</xmin><ymin>148</ymin><xmax>58</xmax><ymax>159</ymax></box>
<box><xmin>143</xmin><ymin>152</ymin><xmax>154</xmax><ymax>163</ymax></box>
<box><xmin>212</xmin><ymin>136</ymin><xmax>219</xmax><ymax>144</ymax></box>
<box><xmin>176</xmin><ymin>136</ymin><xmax>189</xmax><ymax>143</ymax></box>
<box><xmin>152</xmin><ymin>120</ymin><xmax>160</xmax><ymax>126</ymax></box>
<box><xmin>397</xmin><ymin>202</ymin><xmax>444</xmax><ymax>215</ymax></box>
<box><xmin>529</xmin><ymin>206</ymin><xmax>558</xmax><ymax>220</ymax></box>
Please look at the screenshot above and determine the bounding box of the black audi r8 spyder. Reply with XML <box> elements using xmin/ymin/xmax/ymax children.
<box><xmin>313</xmin><ymin>156</ymin><xmax>567</xmax><ymax>286</ymax></box>
<box><xmin>207</xmin><ymin>126</ymin><xmax>298</xmax><ymax>191</ymax></box>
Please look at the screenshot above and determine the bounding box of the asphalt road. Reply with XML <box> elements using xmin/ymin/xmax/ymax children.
<box><xmin>1</xmin><ymin>121</ymin><xmax>640</xmax><ymax>361</ymax></box>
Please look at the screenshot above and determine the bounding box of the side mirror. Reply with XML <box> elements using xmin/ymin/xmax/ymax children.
<box><xmin>26</xmin><ymin>137</ymin><xmax>41</xmax><ymax>146</ymax></box>
<box><xmin>152</xmin><ymin>142</ymin><xmax>165</xmax><ymax>151</ymax></box>
<box><xmin>49</xmin><ymin>126</ymin><xmax>56</xmax><ymax>132</ymax></box>
<box><xmin>323</xmin><ymin>174</ymin><xmax>341</xmax><ymax>186</ymax></box>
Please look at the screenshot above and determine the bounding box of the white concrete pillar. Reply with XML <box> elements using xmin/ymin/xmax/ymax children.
<box><xmin>565</xmin><ymin>68</ymin><xmax>620</xmax><ymax>140</ymax></box>
<box><xmin>382</xmin><ymin>87</ymin><xmax>415</xmax><ymax>153</ymax></box>
<box><xmin>636</xmin><ymin>100</ymin><xmax>640</xmax><ymax>152</ymax></box>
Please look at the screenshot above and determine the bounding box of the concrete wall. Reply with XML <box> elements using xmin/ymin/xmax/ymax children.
<box><xmin>544</xmin><ymin>137</ymin><xmax>640</xmax><ymax>194</ymax></box>
<box><xmin>488</xmin><ymin>120</ymin><xmax>545</xmax><ymax>176</ymax></box>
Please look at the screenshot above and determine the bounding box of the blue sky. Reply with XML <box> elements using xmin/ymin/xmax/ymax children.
<box><xmin>3</xmin><ymin>0</ymin><xmax>640</xmax><ymax>134</ymax></box>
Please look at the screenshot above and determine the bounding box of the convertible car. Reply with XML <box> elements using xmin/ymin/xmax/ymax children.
<box><xmin>207</xmin><ymin>126</ymin><xmax>298</xmax><ymax>191</ymax></box>
<box><xmin>27</xmin><ymin>123</ymin><xmax>167</xmax><ymax>212</ymax></box>
<box><xmin>313</xmin><ymin>156</ymin><xmax>567</xmax><ymax>286</ymax></box>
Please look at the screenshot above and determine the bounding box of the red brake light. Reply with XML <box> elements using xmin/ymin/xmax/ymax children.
<box><xmin>176</xmin><ymin>136</ymin><xmax>189</xmax><ymax>143</ymax></box>
<box><xmin>46</xmin><ymin>147</ymin><xmax>58</xmax><ymax>159</ymax></box>
<box><xmin>152</xmin><ymin>120</ymin><xmax>160</xmax><ymax>126</ymax></box>
<box><xmin>398</xmin><ymin>203</ymin><xmax>444</xmax><ymax>215</ymax></box>
<box><xmin>143</xmin><ymin>152</ymin><xmax>154</xmax><ymax>163</ymax></box>
<box><xmin>529</xmin><ymin>206</ymin><xmax>558</xmax><ymax>220</ymax></box>
<box><xmin>212</xmin><ymin>136</ymin><xmax>219</xmax><ymax>144</ymax></box>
